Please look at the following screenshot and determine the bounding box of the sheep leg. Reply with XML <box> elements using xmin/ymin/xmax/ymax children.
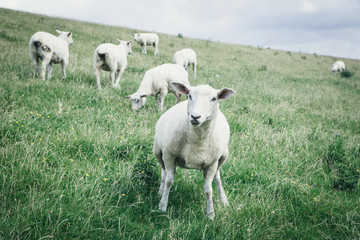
<box><xmin>203</xmin><ymin>161</ymin><xmax>219</xmax><ymax>220</ymax></box>
<box><xmin>158</xmin><ymin>89</ymin><xmax>168</xmax><ymax>111</ymax></box>
<box><xmin>61</xmin><ymin>60</ymin><xmax>67</xmax><ymax>78</ymax></box>
<box><xmin>95</xmin><ymin>67</ymin><xmax>101</xmax><ymax>90</ymax></box>
<box><xmin>193</xmin><ymin>63</ymin><xmax>197</xmax><ymax>78</ymax></box>
<box><xmin>153</xmin><ymin>141</ymin><xmax>165</xmax><ymax>196</ymax></box>
<box><xmin>158</xmin><ymin>152</ymin><xmax>175</xmax><ymax>212</ymax></box>
<box><xmin>47</xmin><ymin>62</ymin><xmax>53</xmax><ymax>79</ymax></box>
<box><xmin>110</xmin><ymin>70</ymin><xmax>116</xmax><ymax>88</ymax></box>
<box><xmin>32</xmin><ymin>57</ymin><xmax>41</xmax><ymax>78</ymax></box>
<box><xmin>154</xmin><ymin>43</ymin><xmax>159</xmax><ymax>55</ymax></box>
<box><xmin>159</xmin><ymin>167</ymin><xmax>166</xmax><ymax>196</ymax></box>
<box><xmin>114</xmin><ymin>67</ymin><xmax>125</xmax><ymax>90</ymax></box>
<box><xmin>40</xmin><ymin>60</ymin><xmax>48</xmax><ymax>80</ymax></box>
<box><xmin>214</xmin><ymin>170</ymin><xmax>229</xmax><ymax>206</ymax></box>
<box><xmin>142</xmin><ymin>44</ymin><xmax>147</xmax><ymax>54</ymax></box>
<box><xmin>174</xmin><ymin>92</ymin><xmax>182</xmax><ymax>104</ymax></box>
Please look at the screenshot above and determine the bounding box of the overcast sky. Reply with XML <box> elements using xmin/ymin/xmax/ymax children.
<box><xmin>1</xmin><ymin>0</ymin><xmax>359</xmax><ymax>59</ymax></box>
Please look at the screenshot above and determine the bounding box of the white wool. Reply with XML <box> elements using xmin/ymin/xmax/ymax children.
<box><xmin>29</xmin><ymin>30</ymin><xmax>73</xmax><ymax>80</ymax></box>
<box><xmin>132</xmin><ymin>33</ymin><xmax>159</xmax><ymax>55</ymax></box>
<box><xmin>153</xmin><ymin>82</ymin><xmax>235</xmax><ymax>219</ymax></box>
<box><xmin>332</xmin><ymin>61</ymin><xmax>346</xmax><ymax>73</ymax></box>
<box><xmin>127</xmin><ymin>63</ymin><xmax>189</xmax><ymax>111</ymax></box>
<box><xmin>173</xmin><ymin>48</ymin><xmax>197</xmax><ymax>78</ymax></box>
<box><xmin>93</xmin><ymin>40</ymin><xmax>132</xmax><ymax>90</ymax></box>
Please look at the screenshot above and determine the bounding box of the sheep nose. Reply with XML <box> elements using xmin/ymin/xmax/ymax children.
<box><xmin>191</xmin><ymin>114</ymin><xmax>201</xmax><ymax>120</ymax></box>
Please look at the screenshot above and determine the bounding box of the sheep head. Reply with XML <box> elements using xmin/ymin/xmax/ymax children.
<box><xmin>56</xmin><ymin>30</ymin><xmax>73</xmax><ymax>46</ymax></box>
<box><xmin>126</xmin><ymin>94</ymin><xmax>147</xmax><ymax>111</ymax></box>
<box><xmin>171</xmin><ymin>82</ymin><xmax>235</xmax><ymax>126</ymax></box>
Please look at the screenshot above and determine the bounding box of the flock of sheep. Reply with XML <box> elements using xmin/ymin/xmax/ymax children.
<box><xmin>28</xmin><ymin>29</ymin><xmax>346</xmax><ymax>219</ymax></box>
<box><xmin>28</xmin><ymin>30</ymin><xmax>234</xmax><ymax>219</ymax></box>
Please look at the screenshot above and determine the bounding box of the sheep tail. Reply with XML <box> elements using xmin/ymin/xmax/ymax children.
<box><xmin>32</xmin><ymin>40</ymin><xmax>51</xmax><ymax>53</ymax></box>
<box><xmin>97</xmin><ymin>51</ymin><xmax>107</xmax><ymax>62</ymax></box>
<box><xmin>33</xmin><ymin>40</ymin><xmax>42</xmax><ymax>48</ymax></box>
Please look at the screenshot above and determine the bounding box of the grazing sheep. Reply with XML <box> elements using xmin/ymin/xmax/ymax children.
<box><xmin>153</xmin><ymin>82</ymin><xmax>235</xmax><ymax>220</ymax></box>
<box><xmin>29</xmin><ymin>30</ymin><xmax>73</xmax><ymax>80</ymax></box>
<box><xmin>132</xmin><ymin>33</ymin><xmax>159</xmax><ymax>55</ymax></box>
<box><xmin>332</xmin><ymin>61</ymin><xmax>346</xmax><ymax>74</ymax></box>
<box><xmin>93</xmin><ymin>40</ymin><xmax>132</xmax><ymax>90</ymax></box>
<box><xmin>127</xmin><ymin>63</ymin><xmax>189</xmax><ymax>111</ymax></box>
<box><xmin>173</xmin><ymin>48</ymin><xmax>197</xmax><ymax>78</ymax></box>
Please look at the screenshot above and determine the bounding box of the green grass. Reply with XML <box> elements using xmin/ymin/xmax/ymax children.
<box><xmin>1</xmin><ymin>8</ymin><xmax>360</xmax><ymax>239</ymax></box>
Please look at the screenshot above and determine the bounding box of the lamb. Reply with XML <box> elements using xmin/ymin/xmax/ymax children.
<box><xmin>29</xmin><ymin>30</ymin><xmax>73</xmax><ymax>80</ymax></box>
<box><xmin>132</xmin><ymin>33</ymin><xmax>159</xmax><ymax>55</ymax></box>
<box><xmin>153</xmin><ymin>82</ymin><xmax>235</xmax><ymax>220</ymax></box>
<box><xmin>93</xmin><ymin>40</ymin><xmax>132</xmax><ymax>90</ymax></box>
<box><xmin>127</xmin><ymin>63</ymin><xmax>189</xmax><ymax>111</ymax></box>
<box><xmin>332</xmin><ymin>61</ymin><xmax>346</xmax><ymax>74</ymax></box>
<box><xmin>173</xmin><ymin>48</ymin><xmax>197</xmax><ymax>78</ymax></box>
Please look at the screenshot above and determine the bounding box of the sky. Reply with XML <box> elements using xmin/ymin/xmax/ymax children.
<box><xmin>1</xmin><ymin>0</ymin><xmax>359</xmax><ymax>59</ymax></box>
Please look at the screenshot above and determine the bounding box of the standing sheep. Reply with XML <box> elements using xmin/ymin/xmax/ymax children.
<box><xmin>153</xmin><ymin>82</ymin><xmax>235</xmax><ymax>220</ymax></box>
<box><xmin>29</xmin><ymin>30</ymin><xmax>73</xmax><ymax>80</ymax></box>
<box><xmin>332</xmin><ymin>61</ymin><xmax>346</xmax><ymax>74</ymax></box>
<box><xmin>173</xmin><ymin>48</ymin><xmax>197</xmax><ymax>78</ymax></box>
<box><xmin>132</xmin><ymin>33</ymin><xmax>159</xmax><ymax>55</ymax></box>
<box><xmin>127</xmin><ymin>63</ymin><xmax>189</xmax><ymax>111</ymax></box>
<box><xmin>93</xmin><ymin>40</ymin><xmax>132</xmax><ymax>90</ymax></box>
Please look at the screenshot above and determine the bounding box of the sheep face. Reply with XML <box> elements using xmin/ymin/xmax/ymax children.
<box><xmin>171</xmin><ymin>82</ymin><xmax>235</xmax><ymax>126</ymax></box>
<box><xmin>132</xmin><ymin>34</ymin><xmax>140</xmax><ymax>42</ymax></box>
<box><xmin>126</xmin><ymin>94</ymin><xmax>147</xmax><ymax>111</ymax></box>
<box><xmin>56</xmin><ymin>30</ymin><xmax>73</xmax><ymax>46</ymax></box>
<box><xmin>117</xmin><ymin>39</ymin><xmax>132</xmax><ymax>55</ymax></box>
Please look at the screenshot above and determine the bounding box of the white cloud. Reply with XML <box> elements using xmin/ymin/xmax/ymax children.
<box><xmin>300</xmin><ymin>0</ymin><xmax>318</xmax><ymax>14</ymax></box>
<box><xmin>0</xmin><ymin>0</ymin><xmax>359</xmax><ymax>59</ymax></box>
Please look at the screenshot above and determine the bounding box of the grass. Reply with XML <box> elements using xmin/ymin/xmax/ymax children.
<box><xmin>1</xmin><ymin>7</ymin><xmax>360</xmax><ymax>239</ymax></box>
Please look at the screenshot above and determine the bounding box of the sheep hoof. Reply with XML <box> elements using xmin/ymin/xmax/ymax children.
<box><xmin>158</xmin><ymin>203</ymin><xmax>167</xmax><ymax>212</ymax></box>
<box><xmin>222</xmin><ymin>198</ymin><xmax>229</xmax><ymax>206</ymax></box>
<box><xmin>207</xmin><ymin>212</ymin><xmax>215</xmax><ymax>220</ymax></box>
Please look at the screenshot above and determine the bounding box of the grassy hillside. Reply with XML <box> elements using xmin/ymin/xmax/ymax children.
<box><xmin>1</xmin><ymin>8</ymin><xmax>360</xmax><ymax>239</ymax></box>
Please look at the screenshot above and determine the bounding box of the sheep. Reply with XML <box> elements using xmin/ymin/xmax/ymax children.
<box><xmin>332</xmin><ymin>61</ymin><xmax>346</xmax><ymax>74</ymax></box>
<box><xmin>173</xmin><ymin>48</ymin><xmax>197</xmax><ymax>78</ymax></box>
<box><xmin>93</xmin><ymin>40</ymin><xmax>132</xmax><ymax>90</ymax></box>
<box><xmin>132</xmin><ymin>33</ymin><xmax>159</xmax><ymax>55</ymax></box>
<box><xmin>29</xmin><ymin>30</ymin><xmax>73</xmax><ymax>80</ymax></box>
<box><xmin>127</xmin><ymin>63</ymin><xmax>189</xmax><ymax>111</ymax></box>
<box><xmin>153</xmin><ymin>82</ymin><xmax>235</xmax><ymax>220</ymax></box>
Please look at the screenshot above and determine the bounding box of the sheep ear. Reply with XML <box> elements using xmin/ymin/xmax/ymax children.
<box><xmin>56</xmin><ymin>30</ymin><xmax>62</xmax><ymax>34</ymax></box>
<box><xmin>116</xmin><ymin>39</ymin><xmax>122</xmax><ymax>43</ymax></box>
<box><xmin>67</xmin><ymin>32</ymin><xmax>72</xmax><ymax>37</ymax></box>
<box><xmin>171</xmin><ymin>82</ymin><xmax>191</xmax><ymax>95</ymax></box>
<box><xmin>126</xmin><ymin>95</ymin><xmax>131</xmax><ymax>98</ymax></box>
<box><xmin>140</xmin><ymin>95</ymin><xmax>147</xmax><ymax>98</ymax></box>
<box><xmin>217</xmin><ymin>88</ymin><xmax>235</xmax><ymax>100</ymax></box>
<box><xmin>132</xmin><ymin>34</ymin><xmax>135</xmax><ymax>36</ymax></box>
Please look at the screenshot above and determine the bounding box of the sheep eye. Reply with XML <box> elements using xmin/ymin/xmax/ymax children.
<box><xmin>189</xmin><ymin>95</ymin><xmax>192</xmax><ymax>101</ymax></box>
<box><xmin>136</xmin><ymin>99</ymin><xmax>140</xmax><ymax>103</ymax></box>
<box><xmin>211</xmin><ymin>97</ymin><xmax>217</xmax><ymax>102</ymax></box>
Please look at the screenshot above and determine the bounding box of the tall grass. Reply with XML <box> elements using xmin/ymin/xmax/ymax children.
<box><xmin>1</xmin><ymin>8</ymin><xmax>360</xmax><ymax>239</ymax></box>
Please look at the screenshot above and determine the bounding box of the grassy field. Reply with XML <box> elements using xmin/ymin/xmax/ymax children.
<box><xmin>1</xmin><ymin>8</ymin><xmax>360</xmax><ymax>239</ymax></box>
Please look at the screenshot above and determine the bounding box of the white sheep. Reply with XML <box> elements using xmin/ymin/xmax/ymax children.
<box><xmin>173</xmin><ymin>48</ymin><xmax>197</xmax><ymax>78</ymax></box>
<box><xmin>127</xmin><ymin>63</ymin><xmax>189</xmax><ymax>111</ymax></box>
<box><xmin>93</xmin><ymin>40</ymin><xmax>132</xmax><ymax>90</ymax></box>
<box><xmin>153</xmin><ymin>82</ymin><xmax>235</xmax><ymax>220</ymax></box>
<box><xmin>29</xmin><ymin>30</ymin><xmax>73</xmax><ymax>80</ymax></box>
<box><xmin>332</xmin><ymin>61</ymin><xmax>346</xmax><ymax>74</ymax></box>
<box><xmin>132</xmin><ymin>33</ymin><xmax>159</xmax><ymax>55</ymax></box>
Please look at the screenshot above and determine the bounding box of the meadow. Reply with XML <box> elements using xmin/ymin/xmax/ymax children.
<box><xmin>0</xmin><ymin>8</ymin><xmax>359</xmax><ymax>239</ymax></box>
